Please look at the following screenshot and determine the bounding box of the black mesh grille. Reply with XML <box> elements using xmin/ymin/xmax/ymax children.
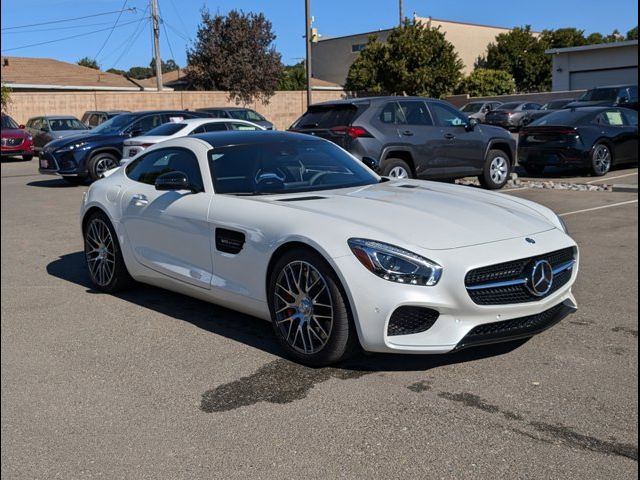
<box><xmin>465</xmin><ymin>247</ymin><xmax>575</xmax><ymax>305</ymax></box>
<box><xmin>387</xmin><ymin>307</ymin><xmax>439</xmax><ymax>336</ymax></box>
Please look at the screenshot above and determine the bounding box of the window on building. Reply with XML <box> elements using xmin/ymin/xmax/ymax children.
<box><xmin>351</xmin><ymin>44</ymin><xmax>367</xmax><ymax>53</ymax></box>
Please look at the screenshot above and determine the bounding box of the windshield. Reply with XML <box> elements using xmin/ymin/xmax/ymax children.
<box><xmin>461</xmin><ymin>103</ymin><xmax>483</xmax><ymax>113</ymax></box>
<box><xmin>145</xmin><ymin>123</ymin><xmax>188</xmax><ymax>136</ymax></box>
<box><xmin>579</xmin><ymin>88</ymin><xmax>618</xmax><ymax>102</ymax></box>
<box><xmin>91</xmin><ymin>113</ymin><xmax>137</xmax><ymax>134</ymax></box>
<box><xmin>497</xmin><ymin>102</ymin><xmax>522</xmax><ymax>110</ymax></box>
<box><xmin>228</xmin><ymin>109</ymin><xmax>266</xmax><ymax>122</ymax></box>
<box><xmin>209</xmin><ymin>139</ymin><xmax>378</xmax><ymax>195</ymax></box>
<box><xmin>1</xmin><ymin>115</ymin><xmax>19</xmax><ymax>129</ymax></box>
<box><xmin>49</xmin><ymin>118</ymin><xmax>87</xmax><ymax>131</ymax></box>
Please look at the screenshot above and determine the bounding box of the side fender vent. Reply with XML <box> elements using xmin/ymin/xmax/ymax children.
<box><xmin>215</xmin><ymin>228</ymin><xmax>245</xmax><ymax>254</ymax></box>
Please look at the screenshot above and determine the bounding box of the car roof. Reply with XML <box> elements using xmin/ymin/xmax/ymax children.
<box><xmin>198</xmin><ymin>106</ymin><xmax>255</xmax><ymax>111</ymax></box>
<box><xmin>171</xmin><ymin>118</ymin><xmax>264</xmax><ymax>126</ymax></box>
<box><xmin>589</xmin><ymin>84</ymin><xmax>637</xmax><ymax>89</ymax></box>
<box><xmin>310</xmin><ymin>96</ymin><xmax>442</xmax><ymax>107</ymax></box>
<box><xmin>40</xmin><ymin>115</ymin><xmax>80</xmax><ymax>119</ymax></box>
<box><xmin>192</xmin><ymin>130</ymin><xmax>319</xmax><ymax>148</ymax></box>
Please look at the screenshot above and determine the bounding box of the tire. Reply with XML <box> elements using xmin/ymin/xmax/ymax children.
<box><xmin>267</xmin><ymin>247</ymin><xmax>359</xmax><ymax>367</ymax></box>
<box><xmin>22</xmin><ymin>154</ymin><xmax>33</xmax><ymax>161</ymax></box>
<box><xmin>522</xmin><ymin>163</ymin><xmax>546</xmax><ymax>176</ymax></box>
<box><xmin>590</xmin><ymin>142</ymin><xmax>612</xmax><ymax>176</ymax></box>
<box><xmin>380</xmin><ymin>158</ymin><xmax>413</xmax><ymax>179</ymax></box>
<box><xmin>88</xmin><ymin>152</ymin><xmax>119</xmax><ymax>181</ymax></box>
<box><xmin>83</xmin><ymin>210</ymin><xmax>132</xmax><ymax>293</ymax></box>
<box><xmin>479</xmin><ymin>149</ymin><xmax>510</xmax><ymax>190</ymax></box>
<box><xmin>63</xmin><ymin>176</ymin><xmax>86</xmax><ymax>185</ymax></box>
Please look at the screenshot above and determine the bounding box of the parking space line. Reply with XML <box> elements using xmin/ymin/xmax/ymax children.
<box><xmin>586</xmin><ymin>172</ymin><xmax>638</xmax><ymax>184</ymax></box>
<box><xmin>559</xmin><ymin>199</ymin><xmax>638</xmax><ymax>217</ymax></box>
<box><xmin>501</xmin><ymin>187</ymin><xmax>528</xmax><ymax>192</ymax></box>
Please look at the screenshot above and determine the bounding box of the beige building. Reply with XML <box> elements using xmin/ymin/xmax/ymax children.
<box><xmin>312</xmin><ymin>16</ymin><xmax>522</xmax><ymax>86</ymax></box>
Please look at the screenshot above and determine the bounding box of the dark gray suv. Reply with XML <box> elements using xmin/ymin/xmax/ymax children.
<box><xmin>289</xmin><ymin>96</ymin><xmax>517</xmax><ymax>189</ymax></box>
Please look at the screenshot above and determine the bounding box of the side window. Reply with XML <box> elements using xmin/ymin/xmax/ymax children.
<box><xmin>623</xmin><ymin>109</ymin><xmax>638</xmax><ymax>127</ymax></box>
<box><xmin>379</xmin><ymin>102</ymin><xmax>407</xmax><ymax>125</ymax></box>
<box><xmin>126</xmin><ymin>148</ymin><xmax>204</xmax><ymax>191</ymax></box>
<box><xmin>204</xmin><ymin>122</ymin><xmax>229</xmax><ymax>132</ymax></box>
<box><xmin>618</xmin><ymin>88</ymin><xmax>630</xmax><ymax>102</ymax></box>
<box><xmin>88</xmin><ymin>114</ymin><xmax>100</xmax><ymax>127</ymax></box>
<box><xmin>523</xmin><ymin>103</ymin><xmax>540</xmax><ymax>111</ymax></box>
<box><xmin>41</xmin><ymin>119</ymin><xmax>51</xmax><ymax>131</ymax></box>
<box><xmin>190</xmin><ymin>126</ymin><xmax>206</xmax><ymax>135</ymax></box>
<box><xmin>428</xmin><ymin>102</ymin><xmax>466</xmax><ymax>127</ymax></box>
<box><xmin>132</xmin><ymin>114</ymin><xmax>164</xmax><ymax>134</ymax></box>
<box><xmin>629</xmin><ymin>86</ymin><xmax>638</xmax><ymax>101</ymax></box>
<box><xmin>399</xmin><ymin>101</ymin><xmax>433</xmax><ymax>126</ymax></box>
<box><xmin>227</xmin><ymin>122</ymin><xmax>259</xmax><ymax>131</ymax></box>
<box><xmin>597</xmin><ymin>110</ymin><xmax>626</xmax><ymax>127</ymax></box>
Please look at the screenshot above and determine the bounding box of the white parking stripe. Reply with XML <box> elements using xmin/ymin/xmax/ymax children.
<box><xmin>559</xmin><ymin>199</ymin><xmax>638</xmax><ymax>217</ymax></box>
<box><xmin>501</xmin><ymin>187</ymin><xmax>528</xmax><ymax>192</ymax></box>
<box><xmin>586</xmin><ymin>172</ymin><xmax>638</xmax><ymax>184</ymax></box>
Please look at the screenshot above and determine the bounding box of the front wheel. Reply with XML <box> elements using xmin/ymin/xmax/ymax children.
<box><xmin>590</xmin><ymin>143</ymin><xmax>612</xmax><ymax>176</ymax></box>
<box><xmin>88</xmin><ymin>153</ymin><xmax>119</xmax><ymax>181</ymax></box>
<box><xmin>479</xmin><ymin>149</ymin><xmax>510</xmax><ymax>189</ymax></box>
<box><xmin>380</xmin><ymin>158</ymin><xmax>413</xmax><ymax>179</ymax></box>
<box><xmin>268</xmin><ymin>248</ymin><xmax>358</xmax><ymax>367</ymax></box>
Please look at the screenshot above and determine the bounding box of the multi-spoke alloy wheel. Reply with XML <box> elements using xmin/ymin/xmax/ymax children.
<box><xmin>83</xmin><ymin>211</ymin><xmax>131</xmax><ymax>292</ymax></box>
<box><xmin>591</xmin><ymin>143</ymin><xmax>612</xmax><ymax>176</ymax></box>
<box><xmin>268</xmin><ymin>248</ymin><xmax>358</xmax><ymax>366</ymax></box>
<box><xmin>273</xmin><ymin>261</ymin><xmax>334</xmax><ymax>355</ymax></box>
<box><xmin>388</xmin><ymin>166</ymin><xmax>410</xmax><ymax>179</ymax></box>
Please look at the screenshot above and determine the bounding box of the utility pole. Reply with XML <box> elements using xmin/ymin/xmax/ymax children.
<box><xmin>399</xmin><ymin>0</ymin><xmax>404</xmax><ymax>26</ymax></box>
<box><xmin>151</xmin><ymin>0</ymin><xmax>163</xmax><ymax>91</ymax></box>
<box><xmin>305</xmin><ymin>0</ymin><xmax>312</xmax><ymax>107</ymax></box>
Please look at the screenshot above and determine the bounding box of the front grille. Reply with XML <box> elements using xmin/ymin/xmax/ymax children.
<box><xmin>387</xmin><ymin>306</ymin><xmax>439</xmax><ymax>336</ymax></box>
<box><xmin>465</xmin><ymin>247</ymin><xmax>575</xmax><ymax>305</ymax></box>
<box><xmin>1</xmin><ymin>137</ymin><xmax>23</xmax><ymax>147</ymax></box>
<box><xmin>456</xmin><ymin>303</ymin><xmax>569</xmax><ymax>350</ymax></box>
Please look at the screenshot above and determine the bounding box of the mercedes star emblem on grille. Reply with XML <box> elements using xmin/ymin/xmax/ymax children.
<box><xmin>527</xmin><ymin>260</ymin><xmax>554</xmax><ymax>297</ymax></box>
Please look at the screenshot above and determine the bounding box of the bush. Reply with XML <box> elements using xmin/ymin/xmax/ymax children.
<box><xmin>1</xmin><ymin>84</ymin><xmax>11</xmax><ymax>111</ymax></box>
<box><xmin>456</xmin><ymin>69</ymin><xmax>516</xmax><ymax>97</ymax></box>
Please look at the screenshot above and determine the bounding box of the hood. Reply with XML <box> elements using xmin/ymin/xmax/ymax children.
<box><xmin>52</xmin><ymin>129</ymin><xmax>90</xmax><ymax>139</ymax></box>
<box><xmin>1</xmin><ymin>128</ymin><xmax>28</xmax><ymax>139</ymax></box>
<box><xmin>45</xmin><ymin>132</ymin><xmax>119</xmax><ymax>150</ymax></box>
<box><xmin>260</xmin><ymin>181</ymin><xmax>555</xmax><ymax>250</ymax></box>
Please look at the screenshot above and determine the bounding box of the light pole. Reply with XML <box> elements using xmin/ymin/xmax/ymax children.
<box><xmin>305</xmin><ymin>0</ymin><xmax>312</xmax><ymax>107</ymax></box>
<box><xmin>151</xmin><ymin>0</ymin><xmax>163</xmax><ymax>91</ymax></box>
<box><xmin>399</xmin><ymin>0</ymin><xmax>404</xmax><ymax>26</ymax></box>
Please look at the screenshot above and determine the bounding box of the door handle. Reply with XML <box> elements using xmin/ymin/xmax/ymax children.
<box><xmin>444</xmin><ymin>133</ymin><xmax>456</xmax><ymax>140</ymax></box>
<box><xmin>131</xmin><ymin>194</ymin><xmax>148</xmax><ymax>206</ymax></box>
<box><xmin>400</xmin><ymin>130</ymin><xmax>414</xmax><ymax>136</ymax></box>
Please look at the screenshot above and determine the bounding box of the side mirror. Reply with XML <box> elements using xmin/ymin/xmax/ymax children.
<box><xmin>466</xmin><ymin>118</ymin><xmax>479</xmax><ymax>131</ymax></box>
<box><xmin>361</xmin><ymin>156</ymin><xmax>380</xmax><ymax>173</ymax></box>
<box><xmin>155</xmin><ymin>171</ymin><xmax>193</xmax><ymax>192</ymax></box>
<box><xmin>129</xmin><ymin>127</ymin><xmax>143</xmax><ymax>137</ymax></box>
<box><xmin>18</xmin><ymin>124</ymin><xmax>25</xmax><ymax>129</ymax></box>
<box><xmin>618</xmin><ymin>96</ymin><xmax>629</xmax><ymax>104</ymax></box>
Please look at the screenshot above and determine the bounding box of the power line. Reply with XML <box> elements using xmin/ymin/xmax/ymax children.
<box><xmin>167</xmin><ymin>0</ymin><xmax>190</xmax><ymax>40</ymax></box>
<box><xmin>107</xmin><ymin>5</ymin><xmax>152</xmax><ymax>70</ymax></box>
<box><xmin>1</xmin><ymin>8</ymin><xmax>137</xmax><ymax>31</ymax></box>
<box><xmin>1</xmin><ymin>21</ymin><xmax>116</xmax><ymax>35</ymax></box>
<box><xmin>1</xmin><ymin>18</ymin><xmax>145</xmax><ymax>52</ymax></box>
<box><xmin>101</xmin><ymin>4</ymin><xmax>151</xmax><ymax>64</ymax></box>
<box><xmin>157</xmin><ymin>1</ymin><xmax>176</xmax><ymax>62</ymax></box>
<box><xmin>93</xmin><ymin>0</ymin><xmax>129</xmax><ymax>60</ymax></box>
<box><xmin>164</xmin><ymin>22</ymin><xmax>190</xmax><ymax>43</ymax></box>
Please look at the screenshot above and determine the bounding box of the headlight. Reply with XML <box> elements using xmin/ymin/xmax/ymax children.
<box><xmin>348</xmin><ymin>238</ymin><xmax>442</xmax><ymax>286</ymax></box>
<box><xmin>58</xmin><ymin>141</ymin><xmax>90</xmax><ymax>152</ymax></box>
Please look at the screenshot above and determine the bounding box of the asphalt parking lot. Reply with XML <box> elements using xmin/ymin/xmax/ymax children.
<box><xmin>1</xmin><ymin>158</ymin><xmax>638</xmax><ymax>479</ymax></box>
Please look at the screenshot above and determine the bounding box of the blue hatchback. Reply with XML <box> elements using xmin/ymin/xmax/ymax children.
<box><xmin>38</xmin><ymin>110</ymin><xmax>208</xmax><ymax>183</ymax></box>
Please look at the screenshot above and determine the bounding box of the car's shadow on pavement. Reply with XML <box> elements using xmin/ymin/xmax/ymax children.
<box><xmin>47</xmin><ymin>251</ymin><xmax>528</xmax><ymax>373</ymax></box>
<box><xmin>27</xmin><ymin>179</ymin><xmax>84</xmax><ymax>188</ymax></box>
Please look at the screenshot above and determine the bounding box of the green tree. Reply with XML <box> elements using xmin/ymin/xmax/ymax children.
<box><xmin>586</xmin><ymin>32</ymin><xmax>605</xmax><ymax>44</ymax></box>
<box><xmin>540</xmin><ymin>28</ymin><xmax>587</xmax><ymax>48</ymax></box>
<box><xmin>126</xmin><ymin>66</ymin><xmax>153</xmax><ymax>79</ymax></box>
<box><xmin>483</xmin><ymin>26</ymin><xmax>550</xmax><ymax>92</ymax></box>
<box><xmin>278</xmin><ymin>62</ymin><xmax>306</xmax><ymax>90</ymax></box>
<box><xmin>345</xmin><ymin>19</ymin><xmax>463</xmax><ymax>98</ymax></box>
<box><xmin>106</xmin><ymin>67</ymin><xmax>126</xmax><ymax>76</ymax></box>
<box><xmin>149</xmin><ymin>58</ymin><xmax>180</xmax><ymax>76</ymax></box>
<box><xmin>626</xmin><ymin>26</ymin><xmax>638</xmax><ymax>40</ymax></box>
<box><xmin>456</xmin><ymin>69</ymin><xmax>516</xmax><ymax>97</ymax></box>
<box><xmin>186</xmin><ymin>9</ymin><xmax>282</xmax><ymax>104</ymax></box>
<box><xmin>1</xmin><ymin>84</ymin><xmax>12</xmax><ymax>111</ymax></box>
<box><xmin>77</xmin><ymin>57</ymin><xmax>100</xmax><ymax>70</ymax></box>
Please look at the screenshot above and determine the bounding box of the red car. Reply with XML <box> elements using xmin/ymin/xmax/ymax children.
<box><xmin>1</xmin><ymin>113</ymin><xmax>34</xmax><ymax>160</ymax></box>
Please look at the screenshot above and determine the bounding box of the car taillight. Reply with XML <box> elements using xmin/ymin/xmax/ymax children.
<box><xmin>555</xmin><ymin>128</ymin><xmax>578</xmax><ymax>135</ymax></box>
<box><xmin>330</xmin><ymin>126</ymin><xmax>372</xmax><ymax>138</ymax></box>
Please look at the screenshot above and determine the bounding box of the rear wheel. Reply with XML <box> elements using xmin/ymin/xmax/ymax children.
<box><xmin>268</xmin><ymin>248</ymin><xmax>358</xmax><ymax>367</ymax></box>
<box><xmin>590</xmin><ymin>142</ymin><xmax>612</xmax><ymax>176</ymax></box>
<box><xmin>88</xmin><ymin>153</ymin><xmax>119</xmax><ymax>181</ymax></box>
<box><xmin>83</xmin><ymin>211</ymin><xmax>132</xmax><ymax>292</ymax></box>
<box><xmin>479</xmin><ymin>149</ymin><xmax>510</xmax><ymax>189</ymax></box>
<box><xmin>381</xmin><ymin>158</ymin><xmax>413</xmax><ymax>179</ymax></box>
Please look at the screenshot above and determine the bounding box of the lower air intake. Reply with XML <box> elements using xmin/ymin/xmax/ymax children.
<box><xmin>387</xmin><ymin>307</ymin><xmax>439</xmax><ymax>336</ymax></box>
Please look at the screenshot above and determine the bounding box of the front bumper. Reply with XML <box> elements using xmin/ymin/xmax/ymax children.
<box><xmin>38</xmin><ymin>148</ymin><xmax>87</xmax><ymax>176</ymax></box>
<box><xmin>333</xmin><ymin>228</ymin><xmax>578</xmax><ymax>354</ymax></box>
<box><xmin>1</xmin><ymin>149</ymin><xmax>33</xmax><ymax>157</ymax></box>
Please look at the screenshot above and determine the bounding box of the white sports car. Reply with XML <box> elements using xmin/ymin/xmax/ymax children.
<box><xmin>81</xmin><ymin>131</ymin><xmax>579</xmax><ymax>366</ymax></box>
<box><xmin>121</xmin><ymin>117</ymin><xmax>264</xmax><ymax>161</ymax></box>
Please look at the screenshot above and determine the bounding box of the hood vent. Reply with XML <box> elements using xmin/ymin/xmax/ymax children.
<box><xmin>397</xmin><ymin>184</ymin><xmax>420</xmax><ymax>189</ymax></box>
<box><xmin>278</xmin><ymin>196</ymin><xmax>327</xmax><ymax>202</ymax></box>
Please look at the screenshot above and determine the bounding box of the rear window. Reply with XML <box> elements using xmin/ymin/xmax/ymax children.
<box><xmin>579</xmin><ymin>88</ymin><xmax>618</xmax><ymax>102</ymax></box>
<box><xmin>146</xmin><ymin>123</ymin><xmax>188</xmax><ymax>136</ymax></box>
<box><xmin>497</xmin><ymin>102</ymin><xmax>522</xmax><ymax>110</ymax></box>
<box><xmin>529</xmin><ymin>110</ymin><xmax>593</xmax><ymax>126</ymax></box>
<box><xmin>292</xmin><ymin>105</ymin><xmax>363</xmax><ymax>129</ymax></box>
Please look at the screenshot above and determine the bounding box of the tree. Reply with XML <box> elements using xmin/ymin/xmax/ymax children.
<box><xmin>127</xmin><ymin>66</ymin><xmax>153</xmax><ymax>79</ymax></box>
<box><xmin>1</xmin><ymin>84</ymin><xmax>11</xmax><ymax>111</ymax></box>
<box><xmin>278</xmin><ymin>62</ymin><xmax>306</xmax><ymax>90</ymax></box>
<box><xmin>541</xmin><ymin>28</ymin><xmax>587</xmax><ymax>49</ymax></box>
<box><xmin>149</xmin><ymin>58</ymin><xmax>180</xmax><ymax>76</ymax></box>
<box><xmin>626</xmin><ymin>26</ymin><xmax>638</xmax><ymax>40</ymax></box>
<box><xmin>456</xmin><ymin>69</ymin><xmax>516</xmax><ymax>97</ymax></box>
<box><xmin>106</xmin><ymin>67</ymin><xmax>126</xmax><ymax>76</ymax></box>
<box><xmin>77</xmin><ymin>57</ymin><xmax>100</xmax><ymax>70</ymax></box>
<box><xmin>345</xmin><ymin>19</ymin><xmax>463</xmax><ymax>98</ymax></box>
<box><xmin>586</xmin><ymin>32</ymin><xmax>605</xmax><ymax>44</ymax></box>
<box><xmin>186</xmin><ymin>9</ymin><xmax>282</xmax><ymax>104</ymax></box>
<box><xmin>483</xmin><ymin>26</ymin><xmax>550</xmax><ymax>92</ymax></box>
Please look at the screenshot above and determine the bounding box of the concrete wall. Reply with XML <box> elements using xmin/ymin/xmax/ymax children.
<box><xmin>550</xmin><ymin>42</ymin><xmax>638</xmax><ymax>91</ymax></box>
<box><xmin>5</xmin><ymin>90</ymin><xmax>345</xmax><ymax>130</ymax></box>
<box><xmin>446</xmin><ymin>90</ymin><xmax>585</xmax><ymax>108</ymax></box>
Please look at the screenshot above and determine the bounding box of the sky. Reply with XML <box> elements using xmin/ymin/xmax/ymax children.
<box><xmin>1</xmin><ymin>0</ymin><xmax>638</xmax><ymax>71</ymax></box>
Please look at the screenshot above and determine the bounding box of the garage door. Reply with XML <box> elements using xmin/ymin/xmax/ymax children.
<box><xmin>570</xmin><ymin>68</ymin><xmax>638</xmax><ymax>90</ymax></box>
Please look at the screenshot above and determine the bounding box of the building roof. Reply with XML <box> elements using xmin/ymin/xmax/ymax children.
<box><xmin>546</xmin><ymin>39</ymin><xmax>638</xmax><ymax>55</ymax></box>
<box><xmin>0</xmin><ymin>56</ymin><xmax>141</xmax><ymax>91</ymax></box>
<box><xmin>138</xmin><ymin>68</ymin><xmax>186</xmax><ymax>89</ymax></box>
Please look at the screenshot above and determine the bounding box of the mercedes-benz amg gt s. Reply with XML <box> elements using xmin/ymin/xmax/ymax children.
<box><xmin>80</xmin><ymin>131</ymin><xmax>579</xmax><ymax>366</ymax></box>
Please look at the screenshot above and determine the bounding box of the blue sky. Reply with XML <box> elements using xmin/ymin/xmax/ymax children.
<box><xmin>1</xmin><ymin>0</ymin><xmax>638</xmax><ymax>70</ymax></box>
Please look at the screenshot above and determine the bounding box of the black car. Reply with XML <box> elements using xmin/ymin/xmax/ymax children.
<box><xmin>484</xmin><ymin>102</ymin><xmax>542</xmax><ymax>131</ymax></box>
<box><xmin>566</xmin><ymin>84</ymin><xmax>638</xmax><ymax>111</ymax></box>
<box><xmin>38</xmin><ymin>110</ymin><xmax>208</xmax><ymax>183</ymax></box>
<box><xmin>289</xmin><ymin>97</ymin><xmax>517</xmax><ymax>189</ymax></box>
<box><xmin>523</xmin><ymin>98</ymin><xmax>575</xmax><ymax>125</ymax></box>
<box><xmin>195</xmin><ymin>107</ymin><xmax>274</xmax><ymax>130</ymax></box>
<box><xmin>518</xmin><ymin>107</ymin><xmax>638</xmax><ymax>176</ymax></box>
